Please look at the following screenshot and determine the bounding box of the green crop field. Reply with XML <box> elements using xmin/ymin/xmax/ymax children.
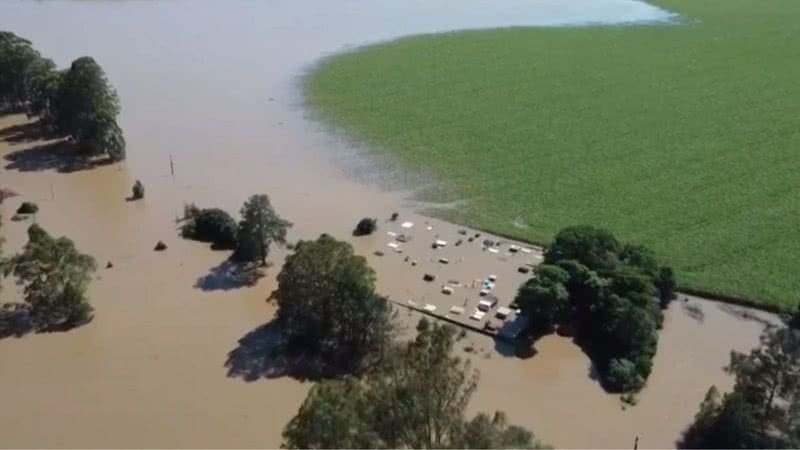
<box><xmin>305</xmin><ymin>0</ymin><xmax>800</xmax><ymax>309</ymax></box>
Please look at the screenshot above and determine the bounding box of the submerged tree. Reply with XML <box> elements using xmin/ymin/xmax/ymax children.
<box><xmin>282</xmin><ymin>320</ymin><xmax>547</xmax><ymax>449</ymax></box>
<box><xmin>233</xmin><ymin>194</ymin><xmax>291</xmax><ymax>266</ymax></box>
<box><xmin>3</xmin><ymin>224</ymin><xmax>96</xmax><ymax>330</ymax></box>
<box><xmin>679</xmin><ymin>326</ymin><xmax>800</xmax><ymax>448</ymax></box>
<box><xmin>275</xmin><ymin>234</ymin><xmax>393</xmax><ymax>374</ymax></box>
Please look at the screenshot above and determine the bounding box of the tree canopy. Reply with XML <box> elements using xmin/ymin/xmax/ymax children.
<box><xmin>0</xmin><ymin>31</ymin><xmax>126</xmax><ymax>161</ymax></box>
<box><xmin>3</xmin><ymin>224</ymin><xmax>96</xmax><ymax>330</ymax></box>
<box><xmin>515</xmin><ymin>225</ymin><xmax>674</xmax><ymax>393</ymax></box>
<box><xmin>274</xmin><ymin>233</ymin><xmax>392</xmax><ymax>375</ymax></box>
<box><xmin>679</xmin><ymin>326</ymin><xmax>800</xmax><ymax>448</ymax></box>
<box><xmin>233</xmin><ymin>194</ymin><xmax>291</xmax><ymax>265</ymax></box>
<box><xmin>282</xmin><ymin>320</ymin><xmax>548</xmax><ymax>449</ymax></box>
<box><xmin>181</xmin><ymin>207</ymin><xmax>238</xmax><ymax>250</ymax></box>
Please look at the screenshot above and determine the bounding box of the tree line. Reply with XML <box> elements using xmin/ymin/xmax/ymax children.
<box><xmin>0</xmin><ymin>31</ymin><xmax>126</xmax><ymax>161</ymax></box>
<box><xmin>514</xmin><ymin>225</ymin><xmax>676</xmax><ymax>393</ymax></box>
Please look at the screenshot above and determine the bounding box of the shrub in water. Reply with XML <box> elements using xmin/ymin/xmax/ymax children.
<box><xmin>131</xmin><ymin>180</ymin><xmax>144</xmax><ymax>200</ymax></box>
<box><xmin>354</xmin><ymin>217</ymin><xmax>377</xmax><ymax>236</ymax></box>
<box><xmin>182</xmin><ymin>208</ymin><xmax>238</xmax><ymax>249</ymax></box>
<box><xmin>17</xmin><ymin>202</ymin><xmax>38</xmax><ymax>215</ymax></box>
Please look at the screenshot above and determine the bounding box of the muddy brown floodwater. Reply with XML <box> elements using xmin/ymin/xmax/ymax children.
<box><xmin>0</xmin><ymin>0</ymin><xmax>775</xmax><ymax>448</ymax></box>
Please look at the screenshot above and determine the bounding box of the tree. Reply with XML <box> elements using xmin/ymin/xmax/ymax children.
<box><xmin>545</xmin><ymin>225</ymin><xmax>621</xmax><ymax>273</ymax></box>
<box><xmin>458</xmin><ymin>412</ymin><xmax>546</xmax><ymax>449</ymax></box>
<box><xmin>181</xmin><ymin>208</ymin><xmax>238</xmax><ymax>250</ymax></box>
<box><xmin>281</xmin><ymin>320</ymin><xmax>546</xmax><ymax>449</ymax></box>
<box><xmin>275</xmin><ymin>234</ymin><xmax>392</xmax><ymax>374</ymax></box>
<box><xmin>282</xmin><ymin>378</ymin><xmax>382</xmax><ymax>449</ymax></box>
<box><xmin>233</xmin><ymin>194</ymin><xmax>291</xmax><ymax>265</ymax></box>
<box><xmin>3</xmin><ymin>224</ymin><xmax>96</xmax><ymax>330</ymax></box>
<box><xmin>0</xmin><ymin>32</ymin><xmax>47</xmax><ymax>109</ymax></box>
<box><xmin>519</xmin><ymin>225</ymin><xmax>671</xmax><ymax>393</ymax></box>
<box><xmin>727</xmin><ymin>327</ymin><xmax>800</xmax><ymax>422</ymax></box>
<box><xmin>52</xmin><ymin>56</ymin><xmax>126</xmax><ymax>160</ymax></box>
<box><xmin>679</xmin><ymin>326</ymin><xmax>800</xmax><ymax>448</ymax></box>
<box><xmin>515</xmin><ymin>264</ymin><xmax>570</xmax><ymax>331</ymax></box>
<box><xmin>655</xmin><ymin>266</ymin><xmax>677</xmax><ymax>309</ymax></box>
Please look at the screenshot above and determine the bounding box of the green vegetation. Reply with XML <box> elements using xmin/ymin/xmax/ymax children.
<box><xmin>0</xmin><ymin>31</ymin><xmax>126</xmax><ymax>161</ymax></box>
<box><xmin>679</xmin><ymin>325</ymin><xmax>800</xmax><ymax>448</ymax></box>
<box><xmin>305</xmin><ymin>0</ymin><xmax>800</xmax><ymax>308</ymax></box>
<box><xmin>233</xmin><ymin>194</ymin><xmax>292</xmax><ymax>265</ymax></box>
<box><xmin>282</xmin><ymin>320</ymin><xmax>546</xmax><ymax>449</ymax></box>
<box><xmin>275</xmin><ymin>234</ymin><xmax>393</xmax><ymax>375</ymax></box>
<box><xmin>16</xmin><ymin>201</ymin><xmax>38</xmax><ymax>215</ymax></box>
<box><xmin>2</xmin><ymin>224</ymin><xmax>96</xmax><ymax>332</ymax></box>
<box><xmin>182</xmin><ymin>208</ymin><xmax>238</xmax><ymax>250</ymax></box>
<box><xmin>515</xmin><ymin>226</ymin><xmax>672</xmax><ymax>392</ymax></box>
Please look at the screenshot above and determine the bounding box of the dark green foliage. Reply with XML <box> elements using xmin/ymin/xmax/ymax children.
<box><xmin>131</xmin><ymin>180</ymin><xmax>144</xmax><ymax>200</ymax></box>
<box><xmin>354</xmin><ymin>217</ymin><xmax>377</xmax><ymax>236</ymax></box>
<box><xmin>233</xmin><ymin>194</ymin><xmax>291</xmax><ymax>265</ymax></box>
<box><xmin>16</xmin><ymin>201</ymin><xmax>38</xmax><ymax>215</ymax></box>
<box><xmin>679</xmin><ymin>327</ymin><xmax>800</xmax><ymax>448</ymax></box>
<box><xmin>516</xmin><ymin>265</ymin><xmax>570</xmax><ymax>331</ymax></box>
<box><xmin>0</xmin><ymin>31</ymin><xmax>126</xmax><ymax>161</ymax></box>
<box><xmin>656</xmin><ymin>266</ymin><xmax>677</xmax><ymax>309</ymax></box>
<box><xmin>516</xmin><ymin>226</ymin><xmax>670</xmax><ymax>393</ymax></box>
<box><xmin>545</xmin><ymin>226</ymin><xmax>621</xmax><ymax>272</ymax></box>
<box><xmin>53</xmin><ymin>56</ymin><xmax>126</xmax><ymax>160</ymax></box>
<box><xmin>281</xmin><ymin>321</ymin><xmax>546</xmax><ymax>449</ymax></box>
<box><xmin>181</xmin><ymin>208</ymin><xmax>237</xmax><ymax>250</ymax></box>
<box><xmin>3</xmin><ymin>224</ymin><xmax>96</xmax><ymax>330</ymax></box>
<box><xmin>0</xmin><ymin>32</ymin><xmax>48</xmax><ymax>108</ymax></box>
<box><xmin>275</xmin><ymin>234</ymin><xmax>393</xmax><ymax>375</ymax></box>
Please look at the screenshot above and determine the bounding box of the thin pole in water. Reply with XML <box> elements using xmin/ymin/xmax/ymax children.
<box><xmin>170</xmin><ymin>155</ymin><xmax>175</xmax><ymax>177</ymax></box>
<box><xmin>634</xmin><ymin>435</ymin><xmax>639</xmax><ymax>450</ymax></box>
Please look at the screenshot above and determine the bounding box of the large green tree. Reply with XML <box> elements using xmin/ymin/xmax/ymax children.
<box><xmin>53</xmin><ymin>56</ymin><xmax>126</xmax><ymax>160</ymax></box>
<box><xmin>3</xmin><ymin>224</ymin><xmax>96</xmax><ymax>330</ymax></box>
<box><xmin>275</xmin><ymin>234</ymin><xmax>392</xmax><ymax>374</ymax></box>
<box><xmin>233</xmin><ymin>194</ymin><xmax>291</xmax><ymax>265</ymax></box>
<box><xmin>0</xmin><ymin>31</ymin><xmax>50</xmax><ymax>109</ymax></box>
<box><xmin>282</xmin><ymin>321</ymin><xmax>547</xmax><ymax>449</ymax></box>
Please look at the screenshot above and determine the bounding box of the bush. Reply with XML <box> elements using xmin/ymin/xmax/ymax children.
<box><xmin>605</xmin><ymin>358</ymin><xmax>644</xmax><ymax>392</ymax></box>
<box><xmin>131</xmin><ymin>180</ymin><xmax>144</xmax><ymax>200</ymax></box>
<box><xmin>17</xmin><ymin>202</ymin><xmax>38</xmax><ymax>215</ymax></box>
<box><xmin>353</xmin><ymin>217</ymin><xmax>377</xmax><ymax>236</ymax></box>
<box><xmin>181</xmin><ymin>208</ymin><xmax>237</xmax><ymax>249</ymax></box>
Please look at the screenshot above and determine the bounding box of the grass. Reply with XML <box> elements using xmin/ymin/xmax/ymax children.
<box><xmin>305</xmin><ymin>0</ymin><xmax>800</xmax><ymax>309</ymax></box>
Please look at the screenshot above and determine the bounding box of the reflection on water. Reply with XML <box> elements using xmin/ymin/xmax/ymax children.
<box><xmin>0</xmin><ymin>1</ymin><xmax>767</xmax><ymax>448</ymax></box>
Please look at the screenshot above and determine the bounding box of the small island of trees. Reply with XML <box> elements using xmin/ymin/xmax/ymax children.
<box><xmin>0</xmin><ymin>31</ymin><xmax>126</xmax><ymax>161</ymax></box>
<box><xmin>515</xmin><ymin>225</ymin><xmax>676</xmax><ymax>393</ymax></box>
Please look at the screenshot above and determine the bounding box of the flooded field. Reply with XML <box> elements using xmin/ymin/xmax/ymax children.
<box><xmin>0</xmin><ymin>0</ymin><xmax>774</xmax><ymax>448</ymax></box>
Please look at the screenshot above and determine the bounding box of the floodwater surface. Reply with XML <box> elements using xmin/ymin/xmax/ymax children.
<box><xmin>0</xmin><ymin>0</ymin><xmax>771</xmax><ymax>448</ymax></box>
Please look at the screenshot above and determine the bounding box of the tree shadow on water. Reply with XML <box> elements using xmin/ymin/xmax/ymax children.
<box><xmin>224</xmin><ymin>320</ymin><xmax>325</xmax><ymax>382</ymax></box>
<box><xmin>194</xmin><ymin>260</ymin><xmax>265</xmax><ymax>291</ymax></box>
<box><xmin>0</xmin><ymin>119</ymin><xmax>55</xmax><ymax>144</ymax></box>
<box><xmin>0</xmin><ymin>303</ymin><xmax>92</xmax><ymax>339</ymax></box>
<box><xmin>3</xmin><ymin>140</ymin><xmax>113</xmax><ymax>173</ymax></box>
